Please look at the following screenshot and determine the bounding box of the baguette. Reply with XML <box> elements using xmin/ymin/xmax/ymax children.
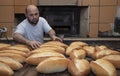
<box><xmin>0</xmin><ymin>53</ymin><xmax>26</xmax><ymax>63</ymax></box>
<box><xmin>70</xmin><ymin>49</ymin><xmax>86</xmax><ymax>60</ymax></box>
<box><xmin>13</xmin><ymin>44</ymin><xmax>29</xmax><ymax>48</ymax></box>
<box><xmin>70</xmin><ymin>41</ymin><xmax>88</xmax><ymax>47</ymax></box>
<box><xmin>0</xmin><ymin>43</ymin><xmax>11</xmax><ymax>50</ymax></box>
<box><xmin>90</xmin><ymin>59</ymin><xmax>117</xmax><ymax>76</ymax></box>
<box><xmin>101</xmin><ymin>55</ymin><xmax>120</xmax><ymax>69</ymax></box>
<box><xmin>66</xmin><ymin>45</ymin><xmax>82</xmax><ymax>56</ymax></box>
<box><xmin>31</xmin><ymin>46</ymin><xmax>65</xmax><ymax>54</ymax></box>
<box><xmin>0</xmin><ymin>49</ymin><xmax>27</xmax><ymax>57</ymax></box>
<box><xmin>68</xmin><ymin>59</ymin><xmax>90</xmax><ymax>76</ymax></box>
<box><xmin>0</xmin><ymin>62</ymin><xmax>14</xmax><ymax>76</ymax></box>
<box><xmin>42</xmin><ymin>41</ymin><xmax>68</xmax><ymax>48</ymax></box>
<box><xmin>94</xmin><ymin>49</ymin><xmax>120</xmax><ymax>59</ymax></box>
<box><xmin>6</xmin><ymin>46</ymin><xmax>30</xmax><ymax>53</ymax></box>
<box><xmin>95</xmin><ymin>45</ymin><xmax>108</xmax><ymax>51</ymax></box>
<box><xmin>26</xmin><ymin>51</ymin><xmax>65</xmax><ymax>65</ymax></box>
<box><xmin>0</xmin><ymin>57</ymin><xmax>23</xmax><ymax>70</ymax></box>
<box><xmin>28</xmin><ymin>50</ymin><xmax>56</xmax><ymax>56</ymax></box>
<box><xmin>36</xmin><ymin>57</ymin><xmax>70</xmax><ymax>73</ymax></box>
<box><xmin>83</xmin><ymin>46</ymin><xmax>96</xmax><ymax>58</ymax></box>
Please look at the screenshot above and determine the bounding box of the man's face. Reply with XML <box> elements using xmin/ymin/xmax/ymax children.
<box><xmin>26</xmin><ymin>8</ymin><xmax>39</xmax><ymax>25</ymax></box>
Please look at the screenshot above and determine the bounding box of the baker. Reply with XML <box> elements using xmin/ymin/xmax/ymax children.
<box><xmin>13</xmin><ymin>5</ymin><xmax>62</xmax><ymax>49</ymax></box>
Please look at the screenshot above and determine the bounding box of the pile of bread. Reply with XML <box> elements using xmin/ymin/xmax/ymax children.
<box><xmin>0</xmin><ymin>40</ymin><xmax>120</xmax><ymax>76</ymax></box>
<box><xmin>0</xmin><ymin>43</ymin><xmax>31</xmax><ymax>76</ymax></box>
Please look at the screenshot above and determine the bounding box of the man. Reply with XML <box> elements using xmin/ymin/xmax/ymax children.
<box><xmin>13</xmin><ymin>5</ymin><xmax>62</xmax><ymax>49</ymax></box>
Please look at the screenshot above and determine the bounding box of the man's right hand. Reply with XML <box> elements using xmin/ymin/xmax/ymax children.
<box><xmin>26</xmin><ymin>40</ymin><xmax>41</xmax><ymax>49</ymax></box>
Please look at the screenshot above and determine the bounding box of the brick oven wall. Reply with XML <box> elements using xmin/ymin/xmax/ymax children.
<box><xmin>0</xmin><ymin>0</ymin><xmax>119</xmax><ymax>38</ymax></box>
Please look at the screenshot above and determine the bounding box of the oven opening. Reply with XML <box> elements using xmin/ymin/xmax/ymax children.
<box><xmin>38</xmin><ymin>6</ymin><xmax>81</xmax><ymax>36</ymax></box>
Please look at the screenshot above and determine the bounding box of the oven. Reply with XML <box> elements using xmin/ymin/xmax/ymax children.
<box><xmin>38</xmin><ymin>6</ymin><xmax>80</xmax><ymax>36</ymax></box>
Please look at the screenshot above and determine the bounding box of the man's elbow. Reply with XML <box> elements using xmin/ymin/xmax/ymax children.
<box><xmin>13</xmin><ymin>33</ymin><xmax>16</xmax><ymax>40</ymax></box>
<box><xmin>13</xmin><ymin>33</ymin><xmax>19</xmax><ymax>40</ymax></box>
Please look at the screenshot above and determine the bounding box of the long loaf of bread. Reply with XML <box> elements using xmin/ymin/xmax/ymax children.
<box><xmin>101</xmin><ymin>55</ymin><xmax>120</xmax><ymax>69</ymax></box>
<box><xmin>90</xmin><ymin>59</ymin><xmax>117</xmax><ymax>76</ymax></box>
<box><xmin>26</xmin><ymin>51</ymin><xmax>65</xmax><ymax>65</ymax></box>
<box><xmin>0</xmin><ymin>62</ymin><xmax>14</xmax><ymax>76</ymax></box>
<box><xmin>0</xmin><ymin>57</ymin><xmax>23</xmax><ymax>70</ymax></box>
<box><xmin>68</xmin><ymin>59</ymin><xmax>90</xmax><ymax>76</ymax></box>
<box><xmin>36</xmin><ymin>57</ymin><xmax>70</xmax><ymax>74</ymax></box>
<box><xmin>0</xmin><ymin>53</ymin><xmax>26</xmax><ymax>63</ymax></box>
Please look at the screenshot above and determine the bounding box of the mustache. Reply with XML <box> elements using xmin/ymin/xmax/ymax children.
<box><xmin>28</xmin><ymin>18</ymin><xmax>39</xmax><ymax>25</ymax></box>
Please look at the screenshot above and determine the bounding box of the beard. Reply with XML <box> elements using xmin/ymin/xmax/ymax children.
<box><xmin>28</xmin><ymin>18</ymin><xmax>39</xmax><ymax>25</ymax></box>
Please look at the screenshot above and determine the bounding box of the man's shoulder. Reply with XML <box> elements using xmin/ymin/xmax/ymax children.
<box><xmin>39</xmin><ymin>17</ymin><xmax>46</xmax><ymax>21</ymax></box>
<box><xmin>17</xmin><ymin>19</ymin><xmax>27</xmax><ymax>27</ymax></box>
<box><xmin>22</xmin><ymin>19</ymin><xmax>27</xmax><ymax>23</ymax></box>
<box><xmin>19</xmin><ymin>19</ymin><xmax>27</xmax><ymax>24</ymax></box>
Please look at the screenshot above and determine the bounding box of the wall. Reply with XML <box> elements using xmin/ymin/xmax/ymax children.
<box><xmin>78</xmin><ymin>0</ymin><xmax>118</xmax><ymax>37</ymax></box>
<box><xmin>0</xmin><ymin>0</ymin><xmax>14</xmax><ymax>37</ymax></box>
<box><xmin>0</xmin><ymin>0</ymin><xmax>37</xmax><ymax>38</ymax></box>
<box><xmin>0</xmin><ymin>0</ymin><xmax>119</xmax><ymax>37</ymax></box>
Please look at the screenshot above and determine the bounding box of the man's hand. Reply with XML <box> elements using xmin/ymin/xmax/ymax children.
<box><xmin>48</xmin><ymin>29</ymin><xmax>63</xmax><ymax>42</ymax></box>
<box><xmin>52</xmin><ymin>35</ymin><xmax>63</xmax><ymax>42</ymax></box>
<box><xmin>26</xmin><ymin>40</ymin><xmax>41</xmax><ymax>49</ymax></box>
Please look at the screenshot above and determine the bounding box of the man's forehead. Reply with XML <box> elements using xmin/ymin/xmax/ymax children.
<box><xmin>26</xmin><ymin>5</ymin><xmax>39</xmax><ymax>13</ymax></box>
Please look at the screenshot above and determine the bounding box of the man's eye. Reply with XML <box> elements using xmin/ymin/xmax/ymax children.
<box><xmin>29</xmin><ymin>14</ymin><xmax>33</xmax><ymax>16</ymax></box>
<box><xmin>35</xmin><ymin>13</ymin><xmax>38</xmax><ymax>16</ymax></box>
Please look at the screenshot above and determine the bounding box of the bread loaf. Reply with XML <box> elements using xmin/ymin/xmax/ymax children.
<box><xmin>26</xmin><ymin>51</ymin><xmax>65</xmax><ymax>65</ymax></box>
<box><xmin>28</xmin><ymin>50</ymin><xmax>56</xmax><ymax>56</ymax></box>
<box><xmin>0</xmin><ymin>49</ymin><xmax>27</xmax><ymax>57</ymax></box>
<box><xmin>0</xmin><ymin>53</ymin><xmax>26</xmax><ymax>63</ymax></box>
<box><xmin>101</xmin><ymin>55</ymin><xmax>120</xmax><ymax>69</ymax></box>
<box><xmin>6</xmin><ymin>46</ymin><xmax>30</xmax><ymax>53</ymax></box>
<box><xmin>42</xmin><ymin>41</ymin><xmax>68</xmax><ymax>48</ymax></box>
<box><xmin>36</xmin><ymin>57</ymin><xmax>70</xmax><ymax>74</ymax></box>
<box><xmin>13</xmin><ymin>44</ymin><xmax>29</xmax><ymax>48</ymax></box>
<box><xmin>70</xmin><ymin>49</ymin><xmax>86</xmax><ymax>60</ymax></box>
<box><xmin>70</xmin><ymin>41</ymin><xmax>88</xmax><ymax>47</ymax></box>
<box><xmin>31</xmin><ymin>46</ymin><xmax>65</xmax><ymax>54</ymax></box>
<box><xmin>90</xmin><ymin>59</ymin><xmax>117</xmax><ymax>76</ymax></box>
<box><xmin>95</xmin><ymin>45</ymin><xmax>107</xmax><ymax>51</ymax></box>
<box><xmin>68</xmin><ymin>59</ymin><xmax>90</xmax><ymax>76</ymax></box>
<box><xmin>0</xmin><ymin>57</ymin><xmax>23</xmax><ymax>70</ymax></box>
<box><xmin>83</xmin><ymin>46</ymin><xmax>96</xmax><ymax>58</ymax></box>
<box><xmin>94</xmin><ymin>49</ymin><xmax>120</xmax><ymax>59</ymax></box>
<box><xmin>0</xmin><ymin>43</ymin><xmax>11</xmax><ymax>50</ymax></box>
<box><xmin>0</xmin><ymin>62</ymin><xmax>14</xmax><ymax>76</ymax></box>
<box><xmin>66</xmin><ymin>45</ymin><xmax>82</xmax><ymax>56</ymax></box>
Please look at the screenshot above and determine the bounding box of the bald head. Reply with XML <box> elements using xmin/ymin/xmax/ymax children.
<box><xmin>25</xmin><ymin>5</ymin><xmax>39</xmax><ymax>14</ymax></box>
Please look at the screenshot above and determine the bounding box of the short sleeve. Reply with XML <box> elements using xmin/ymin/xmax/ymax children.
<box><xmin>41</xmin><ymin>17</ymin><xmax>52</xmax><ymax>33</ymax></box>
<box><xmin>14</xmin><ymin>24</ymin><xmax>25</xmax><ymax>35</ymax></box>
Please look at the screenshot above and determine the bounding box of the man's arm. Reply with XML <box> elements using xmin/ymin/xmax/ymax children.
<box><xmin>13</xmin><ymin>33</ymin><xmax>29</xmax><ymax>44</ymax></box>
<box><xmin>13</xmin><ymin>33</ymin><xmax>41</xmax><ymax>49</ymax></box>
<box><xmin>48</xmin><ymin>29</ymin><xmax>62</xmax><ymax>42</ymax></box>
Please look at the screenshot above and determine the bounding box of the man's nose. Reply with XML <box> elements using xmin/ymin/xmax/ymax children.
<box><xmin>33</xmin><ymin>15</ymin><xmax>36</xmax><ymax>18</ymax></box>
